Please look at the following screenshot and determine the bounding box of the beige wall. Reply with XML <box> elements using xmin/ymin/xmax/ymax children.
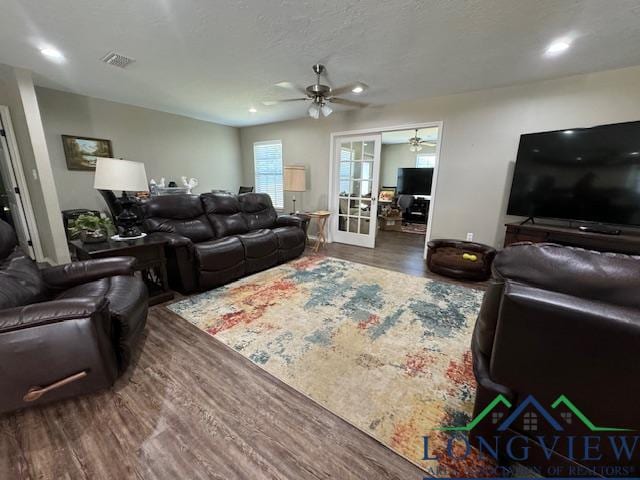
<box><xmin>36</xmin><ymin>87</ymin><xmax>243</xmax><ymax>213</ymax></box>
<box><xmin>240</xmin><ymin>65</ymin><xmax>640</xmax><ymax>247</ymax></box>
<box><xmin>0</xmin><ymin>66</ymin><xmax>69</xmax><ymax>263</ymax></box>
<box><xmin>380</xmin><ymin>143</ymin><xmax>436</xmax><ymax>187</ymax></box>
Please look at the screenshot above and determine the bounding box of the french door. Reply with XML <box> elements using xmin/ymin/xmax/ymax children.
<box><xmin>330</xmin><ymin>134</ymin><xmax>381</xmax><ymax>248</ymax></box>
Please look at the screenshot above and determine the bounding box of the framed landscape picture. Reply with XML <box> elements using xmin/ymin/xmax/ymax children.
<box><xmin>62</xmin><ymin>135</ymin><xmax>113</xmax><ymax>171</ymax></box>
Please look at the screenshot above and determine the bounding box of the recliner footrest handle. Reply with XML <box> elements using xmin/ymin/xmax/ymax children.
<box><xmin>23</xmin><ymin>371</ymin><xmax>88</xmax><ymax>402</ymax></box>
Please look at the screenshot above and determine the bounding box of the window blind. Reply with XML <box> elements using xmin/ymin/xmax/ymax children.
<box><xmin>253</xmin><ymin>140</ymin><xmax>284</xmax><ymax>209</ymax></box>
<box><xmin>416</xmin><ymin>154</ymin><xmax>436</xmax><ymax>168</ymax></box>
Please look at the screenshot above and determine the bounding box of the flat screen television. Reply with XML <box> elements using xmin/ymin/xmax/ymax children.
<box><xmin>397</xmin><ymin>168</ymin><xmax>433</xmax><ymax>195</ymax></box>
<box><xmin>507</xmin><ymin>120</ymin><xmax>640</xmax><ymax>226</ymax></box>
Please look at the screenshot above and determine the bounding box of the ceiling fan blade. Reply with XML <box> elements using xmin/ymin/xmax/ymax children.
<box><xmin>330</xmin><ymin>83</ymin><xmax>364</xmax><ymax>97</ymax></box>
<box><xmin>329</xmin><ymin>97</ymin><xmax>368</xmax><ymax>108</ymax></box>
<box><xmin>262</xmin><ymin>98</ymin><xmax>308</xmax><ymax>106</ymax></box>
<box><xmin>275</xmin><ymin>81</ymin><xmax>308</xmax><ymax>95</ymax></box>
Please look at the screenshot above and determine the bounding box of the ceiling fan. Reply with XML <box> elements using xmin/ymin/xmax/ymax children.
<box><xmin>263</xmin><ymin>64</ymin><xmax>368</xmax><ymax>118</ymax></box>
<box><xmin>408</xmin><ymin>129</ymin><xmax>436</xmax><ymax>152</ymax></box>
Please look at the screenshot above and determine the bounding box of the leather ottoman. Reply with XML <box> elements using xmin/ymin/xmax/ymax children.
<box><xmin>426</xmin><ymin>239</ymin><xmax>497</xmax><ymax>281</ymax></box>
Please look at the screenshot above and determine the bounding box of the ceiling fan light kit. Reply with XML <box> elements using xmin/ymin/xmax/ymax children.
<box><xmin>408</xmin><ymin>128</ymin><xmax>435</xmax><ymax>152</ymax></box>
<box><xmin>264</xmin><ymin>64</ymin><xmax>368</xmax><ymax>119</ymax></box>
<box><xmin>308</xmin><ymin>103</ymin><xmax>320</xmax><ymax>119</ymax></box>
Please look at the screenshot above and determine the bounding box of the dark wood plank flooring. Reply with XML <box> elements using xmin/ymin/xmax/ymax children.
<box><xmin>0</xmin><ymin>308</ymin><xmax>425</xmax><ymax>480</ymax></box>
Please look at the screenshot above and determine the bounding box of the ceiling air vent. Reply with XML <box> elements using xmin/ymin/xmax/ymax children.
<box><xmin>101</xmin><ymin>51</ymin><xmax>135</xmax><ymax>68</ymax></box>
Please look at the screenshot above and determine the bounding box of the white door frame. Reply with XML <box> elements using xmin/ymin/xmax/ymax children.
<box><xmin>0</xmin><ymin>105</ymin><xmax>44</xmax><ymax>260</ymax></box>
<box><xmin>329</xmin><ymin>121</ymin><xmax>444</xmax><ymax>258</ymax></box>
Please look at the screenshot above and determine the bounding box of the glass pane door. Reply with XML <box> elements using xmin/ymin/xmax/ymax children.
<box><xmin>332</xmin><ymin>134</ymin><xmax>381</xmax><ymax>248</ymax></box>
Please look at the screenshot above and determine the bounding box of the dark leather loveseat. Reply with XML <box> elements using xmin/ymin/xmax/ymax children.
<box><xmin>0</xmin><ymin>219</ymin><xmax>148</xmax><ymax>414</ymax></box>
<box><xmin>143</xmin><ymin>192</ymin><xmax>308</xmax><ymax>293</ymax></box>
<box><xmin>470</xmin><ymin>242</ymin><xmax>640</xmax><ymax>475</ymax></box>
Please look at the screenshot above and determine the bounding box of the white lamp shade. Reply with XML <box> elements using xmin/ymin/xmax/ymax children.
<box><xmin>93</xmin><ymin>157</ymin><xmax>148</xmax><ymax>192</ymax></box>
<box><xmin>284</xmin><ymin>165</ymin><xmax>306</xmax><ymax>192</ymax></box>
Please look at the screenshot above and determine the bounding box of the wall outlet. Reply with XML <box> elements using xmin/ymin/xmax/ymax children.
<box><xmin>466</xmin><ymin>232</ymin><xmax>474</xmax><ymax>241</ymax></box>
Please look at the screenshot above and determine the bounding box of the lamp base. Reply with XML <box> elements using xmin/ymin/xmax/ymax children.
<box><xmin>111</xmin><ymin>233</ymin><xmax>147</xmax><ymax>241</ymax></box>
<box><xmin>116</xmin><ymin>192</ymin><xmax>142</xmax><ymax>238</ymax></box>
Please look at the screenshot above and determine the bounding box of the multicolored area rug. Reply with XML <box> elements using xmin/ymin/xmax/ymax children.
<box><xmin>168</xmin><ymin>256</ymin><xmax>491</xmax><ymax>476</ymax></box>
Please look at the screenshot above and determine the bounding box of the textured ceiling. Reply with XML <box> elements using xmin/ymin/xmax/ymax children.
<box><xmin>1</xmin><ymin>0</ymin><xmax>640</xmax><ymax>127</ymax></box>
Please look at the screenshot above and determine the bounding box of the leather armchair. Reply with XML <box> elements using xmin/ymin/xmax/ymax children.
<box><xmin>470</xmin><ymin>242</ymin><xmax>640</xmax><ymax>474</ymax></box>
<box><xmin>0</xmin><ymin>219</ymin><xmax>148</xmax><ymax>414</ymax></box>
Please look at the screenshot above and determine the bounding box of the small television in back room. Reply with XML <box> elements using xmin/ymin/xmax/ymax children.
<box><xmin>507</xmin><ymin>120</ymin><xmax>640</xmax><ymax>227</ymax></box>
<box><xmin>397</xmin><ymin>168</ymin><xmax>433</xmax><ymax>195</ymax></box>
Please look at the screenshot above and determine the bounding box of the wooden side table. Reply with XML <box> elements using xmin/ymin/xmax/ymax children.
<box><xmin>308</xmin><ymin>211</ymin><xmax>331</xmax><ymax>252</ymax></box>
<box><xmin>69</xmin><ymin>237</ymin><xmax>174</xmax><ymax>306</ymax></box>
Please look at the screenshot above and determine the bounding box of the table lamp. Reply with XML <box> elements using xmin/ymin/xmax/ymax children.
<box><xmin>284</xmin><ymin>165</ymin><xmax>306</xmax><ymax>213</ymax></box>
<box><xmin>94</xmin><ymin>157</ymin><xmax>148</xmax><ymax>239</ymax></box>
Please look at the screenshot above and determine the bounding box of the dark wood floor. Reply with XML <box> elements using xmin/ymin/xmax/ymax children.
<box><xmin>0</xmin><ymin>237</ymin><xmax>485</xmax><ymax>480</ymax></box>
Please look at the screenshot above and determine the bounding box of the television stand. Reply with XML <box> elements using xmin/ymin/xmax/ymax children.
<box><xmin>505</xmin><ymin>222</ymin><xmax>640</xmax><ymax>254</ymax></box>
<box><xmin>578</xmin><ymin>224</ymin><xmax>621</xmax><ymax>236</ymax></box>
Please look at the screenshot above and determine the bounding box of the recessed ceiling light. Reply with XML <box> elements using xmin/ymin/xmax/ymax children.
<box><xmin>351</xmin><ymin>85</ymin><xmax>364</xmax><ymax>94</ymax></box>
<box><xmin>40</xmin><ymin>47</ymin><xmax>65</xmax><ymax>61</ymax></box>
<box><xmin>545</xmin><ymin>39</ymin><xmax>571</xmax><ymax>56</ymax></box>
<box><xmin>248</xmin><ymin>107</ymin><xmax>257</xmax><ymax>113</ymax></box>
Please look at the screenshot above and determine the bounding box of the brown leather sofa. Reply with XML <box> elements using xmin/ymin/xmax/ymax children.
<box><xmin>471</xmin><ymin>242</ymin><xmax>640</xmax><ymax>475</ymax></box>
<box><xmin>143</xmin><ymin>192</ymin><xmax>308</xmax><ymax>293</ymax></box>
<box><xmin>0</xmin><ymin>219</ymin><xmax>148</xmax><ymax>414</ymax></box>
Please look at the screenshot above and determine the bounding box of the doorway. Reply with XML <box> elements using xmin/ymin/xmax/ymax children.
<box><xmin>331</xmin><ymin>134</ymin><xmax>382</xmax><ymax>248</ymax></box>
<box><xmin>329</xmin><ymin>122</ymin><xmax>442</xmax><ymax>258</ymax></box>
<box><xmin>0</xmin><ymin>106</ymin><xmax>42</xmax><ymax>259</ymax></box>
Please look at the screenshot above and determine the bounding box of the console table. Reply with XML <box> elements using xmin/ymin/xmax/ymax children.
<box><xmin>504</xmin><ymin>222</ymin><xmax>640</xmax><ymax>255</ymax></box>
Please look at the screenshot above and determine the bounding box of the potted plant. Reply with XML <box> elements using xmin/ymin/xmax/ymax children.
<box><xmin>68</xmin><ymin>214</ymin><xmax>115</xmax><ymax>243</ymax></box>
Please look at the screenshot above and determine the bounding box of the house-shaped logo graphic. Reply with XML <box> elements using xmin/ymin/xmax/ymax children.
<box><xmin>496</xmin><ymin>395</ymin><xmax>562</xmax><ymax>432</ymax></box>
<box><xmin>438</xmin><ymin>394</ymin><xmax>631</xmax><ymax>432</ymax></box>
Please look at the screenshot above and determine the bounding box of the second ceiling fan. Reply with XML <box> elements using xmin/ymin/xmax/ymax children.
<box><xmin>263</xmin><ymin>64</ymin><xmax>368</xmax><ymax>118</ymax></box>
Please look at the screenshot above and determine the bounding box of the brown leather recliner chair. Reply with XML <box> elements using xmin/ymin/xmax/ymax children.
<box><xmin>0</xmin><ymin>219</ymin><xmax>148</xmax><ymax>414</ymax></box>
<box><xmin>470</xmin><ymin>242</ymin><xmax>640</xmax><ymax>475</ymax></box>
<box><xmin>143</xmin><ymin>192</ymin><xmax>309</xmax><ymax>293</ymax></box>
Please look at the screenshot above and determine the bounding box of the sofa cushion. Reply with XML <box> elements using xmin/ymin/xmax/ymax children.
<box><xmin>272</xmin><ymin>226</ymin><xmax>306</xmax><ymax>250</ymax></box>
<box><xmin>195</xmin><ymin>237</ymin><xmax>245</xmax><ymax>271</ymax></box>
<box><xmin>201</xmin><ymin>193</ymin><xmax>249</xmax><ymax>237</ymax></box>
<box><xmin>236</xmin><ymin>229</ymin><xmax>278</xmax><ymax>274</ymax></box>
<box><xmin>236</xmin><ymin>229</ymin><xmax>278</xmax><ymax>258</ymax></box>
<box><xmin>56</xmin><ymin>275</ymin><xmax>148</xmax><ymax>371</ymax></box>
<box><xmin>0</xmin><ymin>251</ymin><xmax>48</xmax><ymax>310</ymax></box>
<box><xmin>143</xmin><ymin>194</ymin><xmax>214</xmax><ymax>243</ymax></box>
<box><xmin>239</xmin><ymin>193</ymin><xmax>277</xmax><ymax>230</ymax></box>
